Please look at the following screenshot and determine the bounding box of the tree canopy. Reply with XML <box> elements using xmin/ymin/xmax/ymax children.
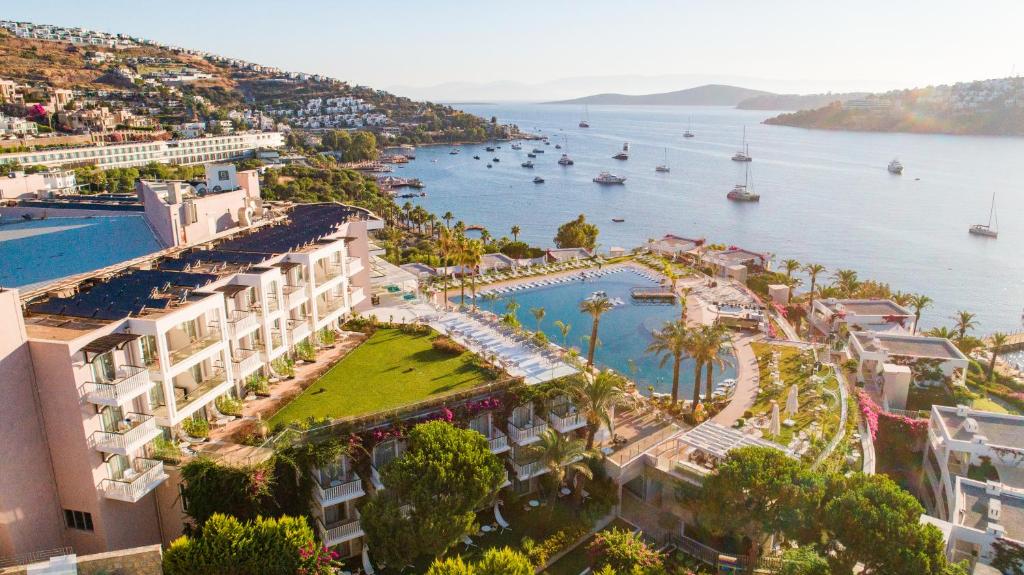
<box><xmin>425</xmin><ymin>547</ymin><xmax>533</xmax><ymax>575</ymax></box>
<box><xmin>554</xmin><ymin>214</ymin><xmax>599</xmax><ymax>250</ymax></box>
<box><xmin>360</xmin><ymin>421</ymin><xmax>506</xmax><ymax>566</ymax></box>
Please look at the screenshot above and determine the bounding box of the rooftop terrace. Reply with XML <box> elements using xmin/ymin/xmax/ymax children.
<box><xmin>854</xmin><ymin>331</ymin><xmax>967</xmax><ymax>361</ymax></box>
<box><xmin>936</xmin><ymin>406</ymin><xmax>1024</xmax><ymax>448</ymax></box>
<box><xmin>821</xmin><ymin>298</ymin><xmax>911</xmax><ymax>317</ymax></box>
<box><xmin>960</xmin><ymin>481</ymin><xmax>1024</xmax><ymax>541</ymax></box>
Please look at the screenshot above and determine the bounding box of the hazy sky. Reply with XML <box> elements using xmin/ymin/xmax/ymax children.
<box><xmin>6</xmin><ymin>0</ymin><xmax>1022</xmax><ymax>97</ymax></box>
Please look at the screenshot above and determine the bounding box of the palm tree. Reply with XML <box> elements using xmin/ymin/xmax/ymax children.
<box><xmin>511</xmin><ymin>225</ymin><xmax>521</xmax><ymax>242</ymax></box>
<box><xmin>437</xmin><ymin>228</ymin><xmax>457</xmax><ymax>309</ymax></box>
<box><xmin>909</xmin><ymin>294</ymin><xmax>933</xmax><ymax>334</ymax></box>
<box><xmin>480</xmin><ymin>229</ymin><xmax>492</xmax><ymax>246</ymax></box>
<box><xmin>926</xmin><ymin>326</ymin><xmax>958</xmax><ymax>340</ymax></box>
<box><xmin>579</xmin><ymin>297</ymin><xmax>615</xmax><ymax>367</ymax></box>
<box><xmin>679</xmin><ymin>286</ymin><xmax>693</xmax><ymax>322</ymax></box>
<box><xmin>530</xmin><ymin>307</ymin><xmax>546</xmax><ymax>334</ymax></box>
<box><xmin>570</xmin><ymin>371</ymin><xmax>631</xmax><ymax>449</ymax></box>
<box><xmin>553</xmin><ymin>319</ymin><xmax>572</xmax><ymax>348</ymax></box>
<box><xmin>528</xmin><ymin>429</ymin><xmax>593</xmax><ymax>503</ymax></box>
<box><xmin>699</xmin><ymin>325</ymin><xmax>732</xmax><ymax>403</ymax></box>
<box><xmin>953</xmin><ymin>310</ymin><xmax>978</xmax><ymax>342</ymax></box>
<box><xmin>687</xmin><ymin>330</ymin><xmax>705</xmax><ymax>411</ymax></box>
<box><xmin>832</xmin><ymin>269</ymin><xmax>860</xmax><ymax>298</ymax></box>
<box><xmin>782</xmin><ymin>258</ymin><xmax>801</xmax><ymax>280</ymax></box>
<box><xmin>988</xmin><ymin>332</ymin><xmax>1009</xmax><ymax>381</ymax></box>
<box><xmin>646</xmin><ymin>320</ymin><xmax>690</xmax><ymax>404</ymax></box>
<box><xmin>460</xmin><ymin>239</ymin><xmax>484</xmax><ymax>310</ymax></box>
<box><xmin>803</xmin><ymin>263</ymin><xmax>826</xmax><ymax>312</ymax></box>
<box><xmin>442</xmin><ymin>211</ymin><xmax>454</xmax><ymax>229</ymax></box>
<box><xmin>891</xmin><ymin>290</ymin><xmax>913</xmax><ymax>307</ymax></box>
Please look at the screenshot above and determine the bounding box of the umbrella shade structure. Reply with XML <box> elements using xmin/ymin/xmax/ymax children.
<box><xmin>786</xmin><ymin>384</ymin><xmax>799</xmax><ymax>416</ymax></box>
<box><xmin>769</xmin><ymin>400</ymin><xmax>782</xmax><ymax>436</ymax></box>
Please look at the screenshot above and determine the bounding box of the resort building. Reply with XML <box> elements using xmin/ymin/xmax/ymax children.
<box><xmin>545</xmin><ymin>247</ymin><xmax>593</xmax><ymax>264</ymax></box>
<box><xmin>0</xmin><ymin>169</ymin><xmax>79</xmax><ymax>200</ymax></box>
<box><xmin>648</xmin><ymin>234</ymin><xmax>705</xmax><ymax>262</ymax></box>
<box><xmin>847</xmin><ymin>331</ymin><xmax>969</xmax><ymax>410</ymax></box>
<box><xmin>0</xmin><ymin>132</ymin><xmax>283</xmax><ymax>170</ymax></box>
<box><xmin>809</xmin><ymin>298</ymin><xmax>916</xmax><ymax>338</ymax></box>
<box><xmin>479</xmin><ymin>253</ymin><xmax>517</xmax><ymax>274</ymax></box>
<box><xmin>704</xmin><ymin>248</ymin><xmax>768</xmax><ymax>282</ymax></box>
<box><xmin>926</xmin><ymin>477</ymin><xmax>1024</xmax><ymax>571</ymax></box>
<box><xmin>922</xmin><ymin>405</ymin><xmax>1024</xmax><ymax>522</ymax></box>
<box><xmin>0</xmin><ymin>202</ymin><xmax>379</xmax><ymax>560</ymax></box>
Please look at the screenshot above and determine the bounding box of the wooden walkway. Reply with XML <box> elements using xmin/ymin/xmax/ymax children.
<box><xmin>986</xmin><ymin>331</ymin><xmax>1024</xmax><ymax>351</ymax></box>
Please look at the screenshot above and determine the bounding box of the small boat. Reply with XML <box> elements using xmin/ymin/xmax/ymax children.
<box><xmin>969</xmin><ymin>193</ymin><xmax>999</xmax><ymax>238</ymax></box>
<box><xmin>612</xmin><ymin>217</ymin><xmax>625</xmax><ymax>223</ymax></box>
<box><xmin>533</xmin><ymin>176</ymin><xmax>545</xmax><ymax>183</ymax></box>
<box><xmin>888</xmin><ymin>159</ymin><xmax>903</xmax><ymax>174</ymax></box>
<box><xmin>593</xmin><ymin>171</ymin><xmax>626</xmax><ymax>184</ymax></box>
<box><xmin>511</xmin><ymin>142</ymin><xmax>522</xmax><ymax>150</ymax></box>
<box><xmin>492</xmin><ymin>157</ymin><xmax>500</xmax><ymax>162</ymax></box>
<box><xmin>655</xmin><ymin>147</ymin><xmax>670</xmax><ymax>173</ymax></box>
<box><xmin>727</xmin><ymin>163</ymin><xmax>760</xmax><ymax>202</ymax></box>
<box><xmin>485</xmin><ymin>146</ymin><xmax>496</xmax><ymax>152</ymax></box>
<box><xmin>533</xmin><ymin>148</ymin><xmax>545</xmax><ymax>153</ymax></box>
<box><xmin>527</xmin><ymin>153</ymin><xmax>537</xmax><ymax>158</ymax></box>
<box><xmin>449</xmin><ymin>148</ymin><xmax>460</xmax><ymax>155</ymax></box>
<box><xmin>684</xmin><ymin>116</ymin><xmax>695</xmax><ymax>138</ymax></box>
<box><xmin>473</xmin><ymin>155</ymin><xmax>480</xmax><ymax>160</ymax></box>
<box><xmin>544</xmin><ymin>141</ymin><xmax>550</xmax><ymax>146</ymax></box>
<box><xmin>487</xmin><ymin>164</ymin><xmax>492</xmax><ymax>168</ymax></box>
<box><xmin>558</xmin><ymin>154</ymin><xmax>574</xmax><ymax>166</ymax></box>
<box><xmin>521</xmin><ymin>161</ymin><xmax>534</xmax><ymax>168</ymax></box>
<box><xmin>555</xmin><ymin>144</ymin><xmax>562</xmax><ymax>149</ymax></box>
<box><xmin>408</xmin><ymin>179</ymin><xmax>424</xmax><ymax>189</ymax></box>
<box><xmin>731</xmin><ymin>126</ymin><xmax>752</xmax><ymax>162</ymax></box>
<box><xmin>579</xmin><ymin>105</ymin><xmax>591</xmax><ymax>128</ymax></box>
<box><xmin>613</xmin><ymin>142</ymin><xmax>630</xmax><ymax>160</ymax></box>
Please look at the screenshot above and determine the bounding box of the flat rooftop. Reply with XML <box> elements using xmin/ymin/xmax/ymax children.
<box><xmin>854</xmin><ymin>331</ymin><xmax>967</xmax><ymax>361</ymax></box>
<box><xmin>960</xmin><ymin>481</ymin><xmax>1024</xmax><ymax>541</ymax></box>
<box><xmin>937</xmin><ymin>407</ymin><xmax>1024</xmax><ymax>448</ymax></box>
<box><xmin>708</xmin><ymin>248</ymin><xmax>765</xmax><ymax>266</ymax></box>
<box><xmin>822</xmin><ymin>298</ymin><xmax>911</xmax><ymax>316</ymax></box>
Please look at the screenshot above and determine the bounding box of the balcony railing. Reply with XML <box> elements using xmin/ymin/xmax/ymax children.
<box><xmin>173</xmin><ymin>368</ymin><xmax>230</xmax><ymax>414</ymax></box>
<box><xmin>168</xmin><ymin>326</ymin><xmax>222</xmax><ymax>365</ymax></box>
<box><xmin>270</xmin><ymin>329</ymin><xmax>283</xmax><ymax>350</ymax></box>
<box><xmin>315</xmin><ymin>263</ymin><xmax>343</xmax><ymax>284</ymax></box>
<box><xmin>512</xmin><ymin>458</ymin><xmax>546</xmax><ymax>481</ymax></box>
<box><xmin>319</xmin><ymin>294</ymin><xmax>346</xmax><ymax>315</ymax></box>
<box><xmin>549</xmin><ymin>408</ymin><xmax>586</xmax><ymax>434</ymax></box>
<box><xmin>317</xmin><ymin>511</ymin><xmax>363</xmax><ymax>545</ymax></box>
<box><xmin>346</xmin><ymin>257</ymin><xmax>363</xmax><ymax>276</ymax></box>
<box><xmin>92</xmin><ymin>413</ymin><xmax>159</xmax><ymax>455</ymax></box>
<box><xmin>348</xmin><ymin>287</ymin><xmax>365</xmax><ymax>306</ymax></box>
<box><xmin>508</xmin><ymin>417</ymin><xmax>548</xmax><ymax>446</ymax></box>
<box><xmin>314</xmin><ymin>473</ymin><xmax>365</xmax><ymax>506</ymax></box>
<box><xmin>289</xmin><ymin>317</ymin><xmax>311</xmax><ymax>340</ymax></box>
<box><xmin>231</xmin><ymin>348</ymin><xmax>261</xmax><ymax>378</ymax></box>
<box><xmin>226</xmin><ymin>310</ymin><xmax>259</xmax><ymax>337</ymax></box>
<box><xmin>266</xmin><ymin>293</ymin><xmax>280</xmax><ymax>313</ymax></box>
<box><xmin>284</xmin><ymin>283</ymin><xmax>307</xmax><ymax>306</ymax></box>
<box><xmin>82</xmin><ymin>365</ymin><xmax>153</xmax><ymax>407</ymax></box>
<box><xmin>487</xmin><ymin>427</ymin><xmax>509</xmax><ymax>454</ymax></box>
<box><xmin>101</xmin><ymin>458</ymin><xmax>167</xmax><ymax>502</ymax></box>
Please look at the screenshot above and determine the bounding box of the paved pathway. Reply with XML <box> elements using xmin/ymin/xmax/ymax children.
<box><xmin>712</xmin><ymin>333</ymin><xmax>763</xmax><ymax>426</ymax></box>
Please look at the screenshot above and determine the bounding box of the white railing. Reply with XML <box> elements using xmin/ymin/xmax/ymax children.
<box><xmin>315</xmin><ymin>474</ymin><xmax>364</xmax><ymax>505</ymax></box>
<box><xmin>101</xmin><ymin>458</ymin><xmax>166</xmax><ymax>502</ymax></box>
<box><xmin>488</xmin><ymin>428</ymin><xmax>509</xmax><ymax>453</ymax></box>
<box><xmin>346</xmin><ymin>257</ymin><xmax>363</xmax><ymax>276</ymax></box>
<box><xmin>549</xmin><ymin>410</ymin><xmax>586</xmax><ymax>433</ymax></box>
<box><xmin>512</xmin><ymin>459</ymin><xmax>545</xmax><ymax>481</ymax></box>
<box><xmin>348</xmin><ymin>287</ymin><xmax>365</xmax><ymax>305</ymax></box>
<box><xmin>317</xmin><ymin>511</ymin><xmax>363</xmax><ymax>544</ymax></box>
<box><xmin>232</xmin><ymin>348</ymin><xmax>261</xmax><ymax>378</ymax></box>
<box><xmin>83</xmin><ymin>365</ymin><xmax>152</xmax><ymax>406</ymax></box>
<box><xmin>508</xmin><ymin>418</ymin><xmax>548</xmax><ymax>445</ymax></box>
<box><xmin>289</xmin><ymin>317</ymin><xmax>311</xmax><ymax>341</ymax></box>
<box><xmin>92</xmin><ymin>413</ymin><xmax>158</xmax><ymax>453</ymax></box>
<box><xmin>227</xmin><ymin>309</ymin><xmax>259</xmax><ymax>337</ymax></box>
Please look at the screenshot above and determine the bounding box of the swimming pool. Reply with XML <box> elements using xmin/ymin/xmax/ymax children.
<box><xmin>460</xmin><ymin>267</ymin><xmax>736</xmax><ymax>397</ymax></box>
<box><xmin>0</xmin><ymin>216</ymin><xmax>163</xmax><ymax>289</ymax></box>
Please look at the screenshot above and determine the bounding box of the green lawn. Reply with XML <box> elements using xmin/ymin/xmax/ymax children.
<box><xmin>268</xmin><ymin>329</ymin><xmax>493</xmax><ymax>426</ymax></box>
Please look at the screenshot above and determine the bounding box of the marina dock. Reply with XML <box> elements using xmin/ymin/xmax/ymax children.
<box><xmin>630</xmin><ymin>286</ymin><xmax>677</xmax><ymax>302</ymax></box>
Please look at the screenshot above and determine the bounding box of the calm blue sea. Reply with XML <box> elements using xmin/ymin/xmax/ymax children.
<box><xmin>459</xmin><ymin>269</ymin><xmax>736</xmax><ymax>397</ymax></box>
<box><xmin>399</xmin><ymin>104</ymin><xmax>1024</xmax><ymax>333</ymax></box>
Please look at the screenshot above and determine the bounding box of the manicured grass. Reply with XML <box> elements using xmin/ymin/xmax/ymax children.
<box><xmin>268</xmin><ymin>328</ymin><xmax>493</xmax><ymax>426</ymax></box>
<box><xmin>905</xmin><ymin>384</ymin><xmax>956</xmax><ymax>412</ymax></box>
<box><xmin>970</xmin><ymin>396</ymin><xmax>1010</xmax><ymax>414</ymax></box>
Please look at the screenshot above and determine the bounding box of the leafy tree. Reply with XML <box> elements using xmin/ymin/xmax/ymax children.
<box><xmin>779</xmin><ymin>547</ymin><xmax>831</xmax><ymax>575</ymax></box>
<box><xmin>345</xmin><ymin>131</ymin><xmax>378</xmax><ymax>162</ymax></box>
<box><xmin>179</xmin><ymin>457</ymin><xmax>275</xmax><ymax>525</ymax></box>
<box><xmin>163</xmin><ymin>514</ymin><xmax>335</xmax><ymax>575</ymax></box>
<box><xmin>698</xmin><ymin>324</ymin><xmax>732</xmax><ymax>404</ymax></box>
<box><xmin>990</xmin><ymin>537</ymin><xmax>1024</xmax><ymax>575</ymax></box>
<box><xmin>587</xmin><ymin>527</ymin><xmax>664</xmax><ymax>573</ymax></box>
<box><xmin>555</xmin><ymin>214</ymin><xmax>599</xmax><ymax>249</ymax></box>
<box><xmin>360</xmin><ymin>421</ymin><xmax>505</xmax><ymax>566</ymax></box>
<box><xmin>425</xmin><ymin>548</ymin><xmax>532</xmax><ymax>575</ymax></box>
<box><xmin>580</xmin><ymin>296</ymin><xmax>615</xmax><ymax>367</ymax></box>
<box><xmin>529</xmin><ymin>428</ymin><xmax>593</xmax><ymax>504</ymax></box>
<box><xmin>823</xmin><ymin>472</ymin><xmax>950</xmax><ymax>575</ymax></box>
<box><xmin>426</xmin><ymin>556</ymin><xmax>475</xmax><ymax>575</ymax></box>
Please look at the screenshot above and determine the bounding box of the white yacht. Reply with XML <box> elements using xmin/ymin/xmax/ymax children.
<box><xmin>613</xmin><ymin>142</ymin><xmax>630</xmax><ymax>160</ymax></box>
<box><xmin>731</xmin><ymin>126</ymin><xmax>752</xmax><ymax>162</ymax></box>
<box><xmin>593</xmin><ymin>171</ymin><xmax>626</xmax><ymax>184</ymax></box>
<box><xmin>727</xmin><ymin>163</ymin><xmax>760</xmax><ymax>202</ymax></box>
<box><xmin>558</xmin><ymin>154</ymin><xmax>574</xmax><ymax>166</ymax></box>
<box><xmin>684</xmin><ymin>116</ymin><xmax>695</xmax><ymax>138</ymax></box>
<box><xmin>511</xmin><ymin>142</ymin><xmax>522</xmax><ymax>150</ymax></box>
<box><xmin>655</xmin><ymin>148</ymin><xmax>670</xmax><ymax>173</ymax></box>
<box><xmin>579</xmin><ymin>105</ymin><xmax>590</xmax><ymax>128</ymax></box>
<box><xmin>888</xmin><ymin>159</ymin><xmax>903</xmax><ymax>174</ymax></box>
<box><xmin>969</xmin><ymin>193</ymin><xmax>998</xmax><ymax>238</ymax></box>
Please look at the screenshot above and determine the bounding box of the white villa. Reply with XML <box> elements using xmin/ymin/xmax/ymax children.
<box><xmin>809</xmin><ymin>298</ymin><xmax>916</xmax><ymax>337</ymax></box>
<box><xmin>847</xmin><ymin>331</ymin><xmax>969</xmax><ymax>410</ymax></box>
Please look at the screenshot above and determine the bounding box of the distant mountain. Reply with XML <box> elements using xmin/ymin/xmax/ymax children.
<box><xmin>546</xmin><ymin>84</ymin><xmax>774</xmax><ymax>106</ymax></box>
<box><xmin>737</xmin><ymin>92</ymin><xmax>869</xmax><ymax>111</ymax></box>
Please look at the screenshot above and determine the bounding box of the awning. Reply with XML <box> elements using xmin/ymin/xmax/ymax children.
<box><xmin>274</xmin><ymin>261</ymin><xmax>301</xmax><ymax>272</ymax></box>
<box><xmin>81</xmin><ymin>332</ymin><xmax>141</xmax><ymax>360</ymax></box>
<box><xmin>215</xmin><ymin>284</ymin><xmax>251</xmax><ymax>297</ymax></box>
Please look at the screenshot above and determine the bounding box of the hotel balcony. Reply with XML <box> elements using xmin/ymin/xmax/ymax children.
<box><xmin>231</xmin><ymin>348</ymin><xmax>261</xmax><ymax>379</ymax></box>
<box><xmin>315</xmin><ymin>263</ymin><xmax>343</xmax><ymax>285</ymax></box>
<box><xmin>283</xmin><ymin>283</ymin><xmax>307</xmax><ymax>306</ymax></box>
<box><xmin>313</xmin><ymin>472</ymin><xmax>365</xmax><ymax>507</ymax></box>
<box><xmin>100</xmin><ymin>458</ymin><xmax>168</xmax><ymax>503</ymax></box>
<box><xmin>348</xmin><ymin>287</ymin><xmax>365</xmax><ymax>307</ymax></box>
<box><xmin>226</xmin><ymin>310</ymin><xmax>259</xmax><ymax>339</ymax></box>
<box><xmin>91</xmin><ymin>413</ymin><xmax>161</xmax><ymax>456</ymax></box>
<box><xmin>346</xmin><ymin>257</ymin><xmax>363</xmax><ymax>277</ymax></box>
<box><xmin>270</xmin><ymin>329</ymin><xmax>283</xmax><ymax>350</ymax></box>
<box><xmin>486</xmin><ymin>426</ymin><xmax>510</xmax><ymax>454</ymax></box>
<box><xmin>507</xmin><ymin>416</ymin><xmax>549</xmax><ymax>446</ymax></box>
<box><xmin>265</xmin><ymin>293</ymin><xmax>280</xmax><ymax>314</ymax></box>
<box><xmin>288</xmin><ymin>317</ymin><xmax>312</xmax><ymax>342</ymax></box>
<box><xmin>82</xmin><ymin>365</ymin><xmax>154</xmax><ymax>408</ymax></box>
<box><xmin>316</xmin><ymin>511</ymin><xmax>364</xmax><ymax>547</ymax></box>
<box><xmin>156</xmin><ymin>368</ymin><xmax>232</xmax><ymax>423</ymax></box>
<box><xmin>511</xmin><ymin>453</ymin><xmax>547</xmax><ymax>482</ymax></box>
<box><xmin>548</xmin><ymin>403</ymin><xmax>586</xmax><ymax>434</ymax></box>
<box><xmin>168</xmin><ymin>326</ymin><xmax>223</xmax><ymax>366</ymax></box>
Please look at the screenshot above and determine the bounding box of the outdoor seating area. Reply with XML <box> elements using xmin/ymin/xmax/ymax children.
<box><xmin>431</xmin><ymin>310</ymin><xmax>577</xmax><ymax>384</ymax></box>
<box><xmin>472</xmin><ymin>264</ymin><xmax>660</xmax><ymax>298</ymax></box>
<box><xmin>428</xmin><ymin>257</ymin><xmax>607</xmax><ymax>293</ymax></box>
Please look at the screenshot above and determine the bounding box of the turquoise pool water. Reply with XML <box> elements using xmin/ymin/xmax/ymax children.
<box><xmin>457</xmin><ymin>268</ymin><xmax>736</xmax><ymax>397</ymax></box>
<box><xmin>0</xmin><ymin>216</ymin><xmax>163</xmax><ymax>289</ymax></box>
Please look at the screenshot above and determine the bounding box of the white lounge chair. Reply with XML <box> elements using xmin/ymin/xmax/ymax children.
<box><xmin>462</xmin><ymin>535</ymin><xmax>478</xmax><ymax>548</ymax></box>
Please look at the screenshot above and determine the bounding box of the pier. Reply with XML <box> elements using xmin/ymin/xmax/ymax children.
<box><xmin>987</xmin><ymin>331</ymin><xmax>1024</xmax><ymax>352</ymax></box>
<box><xmin>630</xmin><ymin>286</ymin><xmax>677</xmax><ymax>302</ymax></box>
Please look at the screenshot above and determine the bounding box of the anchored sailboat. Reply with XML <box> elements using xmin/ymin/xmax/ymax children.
<box><xmin>684</xmin><ymin>116</ymin><xmax>695</xmax><ymax>138</ymax></box>
<box><xmin>969</xmin><ymin>193</ymin><xmax>998</xmax><ymax>238</ymax></box>
<box><xmin>732</xmin><ymin>126</ymin><xmax>752</xmax><ymax>162</ymax></box>
<box><xmin>727</xmin><ymin>162</ymin><xmax>760</xmax><ymax>202</ymax></box>
<box><xmin>655</xmin><ymin>148</ymin><xmax>670</xmax><ymax>172</ymax></box>
<box><xmin>579</xmin><ymin>105</ymin><xmax>590</xmax><ymax>128</ymax></box>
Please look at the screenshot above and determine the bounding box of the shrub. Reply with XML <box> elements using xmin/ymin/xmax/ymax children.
<box><xmin>295</xmin><ymin>340</ymin><xmax>317</xmax><ymax>362</ymax></box>
<box><xmin>432</xmin><ymin>335</ymin><xmax>467</xmax><ymax>355</ymax></box>
<box><xmin>271</xmin><ymin>357</ymin><xmax>294</xmax><ymax>378</ymax></box>
<box><xmin>533</xmin><ymin>331</ymin><xmax>549</xmax><ymax>346</ymax></box>
<box><xmin>318</xmin><ymin>328</ymin><xmax>337</xmax><ymax>346</ymax></box>
<box><xmin>182</xmin><ymin>417</ymin><xmax>209</xmax><ymax>439</ymax></box>
<box><xmin>588</xmin><ymin>527</ymin><xmax>665</xmax><ymax>572</ymax></box>
<box><xmin>522</xmin><ymin>525</ymin><xmax>590</xmax><ymax>568</ymax></box>
<box><xmin>215</xmin><ymin>395</ymin><xmax>243</xmax><ymax>417</ymax></box>
<box><xmin>246</xmin><ymin>374</ymin><xmax>270</xmax><ymax>396</ymax></box>
<box><xmin>179</xmin><ymin>458</ymin><xmax>275</xmax><ymax>525</ymax></box>
<box><xmin>398</xmin><ymin>322</ymin><xmax>431</xmax><ymax>336</ymax></box>
<box><xmin>152</xmin><ymin>436</ymin><xmax>182</xmax><ymax>464</ymax></box>
<box><xmin>343</xmin><ymin>315</ymin><xmax>377</xmax><ymax>333</ymax></box>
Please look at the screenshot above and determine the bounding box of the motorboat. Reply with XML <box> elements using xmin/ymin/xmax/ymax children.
<box><xmin>613</xmin><ymin>142</ymin><xmax>630</xmax><ymax>160</ymax></box>
<box><xmin>969</xmin><ymin>193</ymin><xmax>999</xmax><ymax>238</ymax></box>
<box><xmin>487</xmin><ymin>164</ymin><xmax>492</xmax><ymax>168</ymax></box>
<box><xmin>521</xmin><ymin>161</ymin><xmax>534</xmax><ymax>168</ymax></box>
<box><xmin>533</xmin><ymin>148</ymin><xmax>545</xmax><ymax>153</ymax></box>
<box><xmin>511</xmin><ymin>142</ymin><xmax>522</xmax><ymax>150</ymax></box>
<box><xmin>533</xmin><ymin>176</ymin><xmax>545</xmax><ymax>183</ymax></box>
<box><xmin>888</xmin><ymin>159</ymin><xmax>903</xmax><ymax>174</ymax></box>
<box><xmin>593</xmin><ymin>171</ymin><xmax>626</xmax><ymax>184</ymax></box>
<box><xmin>473</xmin><ymin>155</ymin><xmax>480</xmax><ymax>160</ymax></box>
<box><xmin>485</xmin><ymin>146</ymin><xmax>496</xmax><ymax>152</ymax></box>
<box><xmin>449</xmin><ymin>148</ymin><xmax>460</xmax><ymax>155</ymax></box>
<box><xmin>612</xmin><ymin>217</ymin><xmax>625</xmax><ymax>223</ymax></box>
<box><xmin>558</xmin><ymin>154</ymin><xmax>574</xmax><ymax>166</ymax></box>
<box><xmin>527</xmin><ymin>153</ymin><xmax>537</xmax><ymax>158</ymax></box>
<box><xmin>492</xmin><ymin>157</ymin><xmax>500</xmax><ymax>162</ymax></box>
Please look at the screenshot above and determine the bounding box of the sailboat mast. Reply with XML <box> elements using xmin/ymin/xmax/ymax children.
<box><xmin>988</xmin><ymin>193</ymin><xmax>996</xmax><ymax>227</ymax></box>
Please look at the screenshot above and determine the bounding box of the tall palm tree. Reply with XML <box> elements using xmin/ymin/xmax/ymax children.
<box><xmin>460</xmin><ymin>239</ymin><xmax>484</xmax><ymax>310</ymax></box>
<box><xmin>803</xmin><ymin>263</ymin><xmax>826</xmax><ymax>312</ymax></box>
<box><xmin>646</xmin><ymin>320</ymin><xmax>690</xmax><ymax>404</ymax></box>
<box><xmin>891</xmin><ymin>290</ymin><xmax>913</xmax><ymax>307</ymax></box>
<box><xmin>480</xmin><ymin>229</ymin><xmax>492</xmax><ymax>246</ymax></box>
<box><xmin>553</xmin><ymin>320</ymin><xmax>572</xmax><ymax>348</ymax></box>
<box><xmin>926</xmin><ymin>326</ymin><xmax>958</xmax><ymax>340</ymax></box>
<box><xmin>530</xmin><ymin>307</ymin><xmax>546</xmax><ymax>334</ymax></box>
<box><xmin>909</xmin><ymin>294</ymin><xmax>933</xmax><ymax>334</ymax></box>
<box><xmin>528</xmin><ymin>429</ymin><xmax>593</xmax><ymax>503</ymax></box>
<box><xmin>511</xmin><ymin>225</ymin><xmax>521</xmax><ymax>242</ymax></box>
<box><xmin>442</xmin><ymin>211</ymin><xmax>454</xmax><ymax>229</ymax></box>
<box><xmin>988</xmin><ymin>332</ymin><xmax>1009</xmax><ymax>381</ymax></box>
<box><xmin>679</xmin><ymin>286</ymin><xmax>693</xmax><ymax>323</ymax></box>
<box><xmin>953</xmin><ymin>310</ymin><xmax>978</xmax><ymax>342</ymax></box>
<box><xmin>579</xmin><ymin>297</ymin><xmax>615</xmax><ymax>367</ymax></box>
<box><xmin>437</xmin><ymin>228</ymin><xmax>457</xmax><ymax>309</ymax></box>
<box><xmin>832</xmin><ymin>269</ymin><xmax>860</xmax><ymax>298</ymax></box>
<box><xmin>687</xmin><ymin>330</ymin><xmax>706</xmax><ymax>411</ymax></box>
<box><xmin>570</xmin><ymin>371</ymin><xmax>631</xmax><ymax>449</ymax></box>
<box><xmin>699</xmin><ymin>325</ymin><xmax>733</xmax><ymax>403</ymax></box>
<box><xmin>782</xmin><ymin>258</ymin><xmax>801</xmax><ymax>280</ymax></box>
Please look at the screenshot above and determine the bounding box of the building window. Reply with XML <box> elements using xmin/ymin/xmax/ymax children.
<box><xmin>64</xmin><ymin>509</ymin><xmax>94</xmax><ymax>531</ymax></box>
<box><xmin>218</xmin><ymin>170</ymin><xmax>229</xmax><ymax>181</ymax></box>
